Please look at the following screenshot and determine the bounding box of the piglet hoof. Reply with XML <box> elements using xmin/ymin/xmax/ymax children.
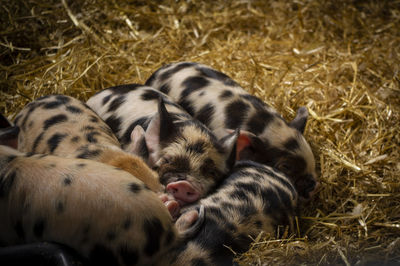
<box><xmin>159</xmin><ymin>193</ymin><xmax>180</xmax><ymax>219</ymax></box>
<box><xmin>165</xmin><ymin>200</ymin><xmax>180</xmax><ymax>219</ymax></box>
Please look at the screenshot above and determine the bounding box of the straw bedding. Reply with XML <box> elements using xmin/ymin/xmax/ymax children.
<box><xmin>1</xmin><ymin>0</ymin><xmax>399</xmax><ymax>265</ymax></box>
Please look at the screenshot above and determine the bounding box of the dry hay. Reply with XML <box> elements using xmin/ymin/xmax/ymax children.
<box><xmin>1</xmin><ymin>0</ymin><xmax>399</xmax><ymax>265</ymax></box>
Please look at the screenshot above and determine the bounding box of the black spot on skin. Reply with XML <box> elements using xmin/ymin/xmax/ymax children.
<box><xmin>76</xmin><ymin>149</ymin><xmax>102</xmax><ymax>159</ymax></box>
<box><xmin>211</xmin><ymin>196</ymin><xmax>221</xmax><ymax>203</ymax></box>
<box><xmin>237</xmin><ymin>203</ymin><xmax>257</xmax><ymax>217</ymax></box>
<box><xmin>121</xmin><ymin>117</ymin><xmax>150</xmax><ymax>146</ymax></box>
<box><xmin>128</xmin><ymin>183</ymin><xmax>141</xmax><ymax>193</ymax></box>
<box><xmin>89</xmin><ymin>115</ymin><xmax>99</xmax><ymax>123</ymax></box>
<box><xmin>177</xmin><ymin>98</ymin><xmax>195</xmax><ymax>116</ymax></box>
<box><xmin>71</xmin><ymin>136</ymin><xmax>80</xmax><ymax>143</ymax></box>
<box><xmin>159</xmin><ymin>83</ymin><xmax>171</xmax><ymax>94</ymax></box>
<box><xmin>47</xmin><ymin>133</ymin><xmax>67</xmax><ymax>153</ymax></box>
<box><xmin>225</xmin><ymin>100</ymin><xmax>250</xmax><ymax>129</ymax></box>
<box><xmin>63</xmin><ymin>176</ymin><xmax>72</xmax><ymax>186</ymax></box>
<box><xmin>32</xmin><ymin>132</ymin><xmax>45</xmax><ymax>153</ymax></box>
<box><xmin>28</xmin><ymin>121</ymin><xmax>34</xmax><ymax>128</ymax></box>
<box><xmin>102</xmin><ymin>94</ymin><xmax>112</xmax><ymax>105</ymax></box>
<box><xmin>66</xmin><ymin>105</ymin><xmax>82</xmax><ymax>113</ymax></box>
<box><xmin>56</xmin><ymin>201</ymin><xmax>65</xmax><ymax>213</ymax></box>
<box><xmin>258</xmin><ymin>164</ymin><xmax>296</xmax><ymax>191</ymax></box>
<box><xmin>19</xmin><ymin>102</ymin><xmax>45</xmax><ymax>129</ymax></box>
<box><xmin>48</xmin><ymin>163</ymin><xmax>56</xmax><ymax>168</ymax></box>
<box><xmin>43</xmin><ymin>114</ymin><xmax>68</xmax><ymax>130</ymax></box>
<box><xmin>105</xmin><ymin>115</ymin><xmax>121</xmax><ymax>134</ymax></box>
<box><xmin>219</xmin><ymin>90</ymin><xmax>233</xmax><ymax>100</ymax></box>
<box><xmin>108</xmin><ymin>95</ymin><xmax>125</xmax><ymax>112</ymax></box>
<box><xmin>186</xmin><ymin>140</ymin><xmax>206</xmax><ymax>154</ymax></box>
<box><xmin>25</xmin><ymin>152</ymin><xmax>34</xmax><ymax>157</ymax></box>
<box><xmin>284</xmin><ymin>138</ymin><xmax>300</xmax><ymax>151</ymax></box>
<box><xmin>6</xmin><ymin>155</ymin><xmax>17</xmax><ymax>163</ymax></box>
<box><xmin>43</xmin><ymin>101</ymin><xmax>64</xmax><ymax>109</ymax></box>
<box><xmin>145</xmin><ymin>69</ymin><xmax>161</xmax><ymax>86</ymax></box>
<box><xmin>196</xmin><ymin>66</ymin><xmax>238</xmax><ymax>86</ymax></box>
<box><xmin>235</xmin><ymin>182</ymin><xmax>258</xmax><ymax>196</ymax></box>
<box><xmin>14</xmin><ymin>220</ymin><xmax>25</xmax><ymax>240</ymax></box>
<box><xmin>141</xmin><ymin>89</ymin><xmax>162</xmax><ymax>101</ymax></box>
<box><xmin>180</xmin><ymin>76</ymin><xmax>209</xmax><ymax>99</ymax></box>
<box><xmin>83</xmin><ymin>126</ymin><xmax>95</xmax><ymax>131</ymax></box>
<box><xmin>143</xmin><ymin>218</ymin><xmax>164</xmax><ymax>256</ymax></box>
<box><xmin>89</xmin><ymin>244</ymin><xmax>119</xmax><ymax>266</ymax></box>
<box><xmin>0</xmin><ymin>170</ymin><xmax>16</xmax><ymax>198</ymax></box>
<box><xmin>86</xmin><ymin>131</ymin><xmax>101</xmax><ymax>143</ymax></box>
<box><xmin>123</xmin><ymin>218</ymin><xmax>131</xmax><ymax>230</ymax></box>
<box><xmin>107</xmin><ymin>84</ymin><xmax>141</xmax><ymax>94</ymax></box>
<box><xmin>246</xmin><ymin>110</ymin><xmax>274</xmax><ymax>135</ymax></box>
<box><xmin>241</xmin><ymin>94</ymin><xmax>268</xmax><ymax>109</ymax></box>
<box><xmin>76</xmin><ymin>163</ymin><xmax>86</xmax><ymax>168</ymax></box>
<box><xmin>158</xmin><ymin>62</ymin><xmax>196</xmax><ymax>82</ymax></box>
<box><xmin>191</xmin><ymin>258</ymin><xmax>208</xmax><ymax>266</ymax></box>
<box><xmin>206</xmin><ymin>206</ymin><xmax>224</xmax><ymax>218</ymax></box>
<box><xmin>159</xmin><ymin>156</ymin><xmax>191</xmax><ymax>184</ymax></box>
<box><xmin>195</xmin><ymin>103</ymin><xmax>215</xmax><ymax>127</ymax></box>
<box><xmin>229</xmin><ymin>189</ymin><xmax>249</xmax><ymax>201</ymax></box>
<box><xmin>56</xmin><ymin>95</ymin><xmax>71</xmax><ymax>103</ymax></box>
<box><xmin>33</xmin><ymin>218</ymin><xmax>46</xmax><ymax>238</ymax></box>
<box><xmin>119</xmin><ymin>246</ymin><xmax>139</xmax><ymax>265</ymax></box>
<box><xmin>220</xmin><ymin>202</ymin><xmax>236</xmax><ymax>212</ymax></box>
<box><xmin>200</xmin><ymin>158</ymin><xmax>223</xmax><ymax>181</ymax></box>
<box><xmin>261</xmin><ymin>187</ymin><xmax>281</xmax><ymax>216</ymax></box>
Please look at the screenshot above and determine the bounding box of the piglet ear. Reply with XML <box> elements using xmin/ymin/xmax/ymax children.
<box><xmin>0</xmin><ymin>114</ymin><xmax>12</xmax><ymax>128</ymax></box>
<box><xmin>289</xmin><ymin>107</ymin><xmax>308</xmax><ymax>133</ymax></box>
<box><xmin>0</xmin><ymin>114</ymin><xmax>19</xmax><ymax>149</ymax></box>
<box><xmin>0</xmin><ymin>126</ymin><xmax>19</xmax><ymax>149</ymax></box>
<box><xmin>220</xmin><ymin>128</ymin><xmax>240</xmax><ymax>169</ymax></box>
<box><xmin>125</xmin><ymin>125</ymin><xmax>149</xmax><ymax>160</ymax></box>
<box><xmin>176</xmin><ymin>205</ymin><xmax>205</xmax><ymax>238</ymax></box>
<box><xmin>157</xmin><ymin>97</ymin><xmax>175</xmax><ymax>143</ymax></box>
<box><xmin>144</xmin><ymin>97</ymin><xmax>176</xmax><ymax>166</ymax></box>
<box><xmin>233</xmin><ymin>130</ymin><xmax>266</xmax><ymax>161</ymax></box>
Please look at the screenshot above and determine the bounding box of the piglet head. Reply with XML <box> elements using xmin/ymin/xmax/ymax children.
<box><xmin>131</xmin><ymin>97</ymin><xmax>239</xmax><ymax>206</ymax></box>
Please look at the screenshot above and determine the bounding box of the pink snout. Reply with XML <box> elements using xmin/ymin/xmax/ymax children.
<box><xmin>166</xmin><ymin>181</ymin><xmax>200</xmax><ymax>206</ymax></box>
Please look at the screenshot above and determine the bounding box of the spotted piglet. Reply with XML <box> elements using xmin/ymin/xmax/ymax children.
<box><xmin>146</xmin><ymin>62</ymin><xmax>318</xmax><ymax>199</ymax></box>
<box><xmin>0</xmin><ymin>145</ymin><xmax>179</xmax><ymax>265</ymax></box>
<box><xmin>11</xmin><ymin>94</ymin><xmax>162</xmax><ymax>193</ymax></box>
<box><xmin>87</xmin><ymin>84</ymin><xmax>239</xmax><ymax>206</ymax></box>
<box><xmin>160</xmin><ymin>160</ymin><xmax>298</xmax><ymax>266</ymax></box>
